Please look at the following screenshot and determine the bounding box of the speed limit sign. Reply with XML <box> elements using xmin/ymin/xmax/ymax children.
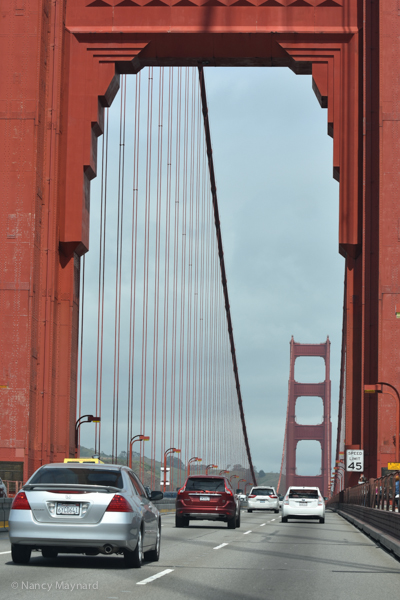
<box><xmin>346</xmin><ymin>450</ymin><xmax>364</xmax><ymax>472</ymax></box>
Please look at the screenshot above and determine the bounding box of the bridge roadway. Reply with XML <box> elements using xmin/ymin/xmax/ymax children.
<box><xmin>0</xmin><ymin>509</ymin><xmax>399</xmax><ymax>599</ymax></box>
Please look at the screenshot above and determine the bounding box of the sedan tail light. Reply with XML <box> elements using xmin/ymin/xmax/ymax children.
<box><xmin>12</xmin><ymin>492</ymin><xmax>31</xmax><ymax>510</ymax></box>
<box><xmin>106</xmin><ymin>495</ymin><xmax>133</xmax><ymax>512</ymax></box>
<box><xmin>318</xmin><ymin>496</ymin><xmax>323</xmax><ymax>505</ymax></box>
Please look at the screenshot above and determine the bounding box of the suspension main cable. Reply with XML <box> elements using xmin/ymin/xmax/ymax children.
<box><xmin>197</xmin><ymin>66</ymin><xmax>257</xmax><ymax>485</ymax></box>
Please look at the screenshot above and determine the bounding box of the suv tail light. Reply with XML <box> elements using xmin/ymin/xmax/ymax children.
<box><xmin>12</xmin><ymin>492</ymin><xmax>31</xmax><ymax>510</ymax></box>
<box><xmin>106</xmin><ymin>495</ymin><xmax>133</xmax><ymax>512</ymax></box>
<box><xmin>177</xmin><ymin>486</ymin><xmax>186</xmax><ymax>495</ymax></box>
<box><xmin>248</xmin><ymin>494</ymin><xmax>256</xmax><ymax>498</ymax></box>
<box><xmin>269</xmin><ymin>495</ymin><xmax>277</xmax><ymax>499</ymax></box>
<box><xmin>224</xmin><ymin>486</ymin><xmax>233</xmax><ymax>496</ymax></box>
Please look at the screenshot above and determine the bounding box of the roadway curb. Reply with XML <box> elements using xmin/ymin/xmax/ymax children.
<box><xmin>336</xmin><ymin>509</ymin><xmax>400</xmax><ymax>559</ymax></box>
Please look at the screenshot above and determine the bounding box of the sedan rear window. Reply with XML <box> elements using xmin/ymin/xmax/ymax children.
<box><xmin>289</xmin><ymin>489</ymin><xmax>319</xmax><ymax>499</ymax></box>
<box><xmin>185</xmin><ymin>478</ymin><xmax>226</xmax><ymax>492</ymax></box>
<box><xmin>30</xmin><ymin>468</ymin><xmax>123</xmax><ymax>489</ymax></box>
<box><xmin>252</xmin><ymin>488</ymin><xmax>274</xmax><ymax>496</ymax></box>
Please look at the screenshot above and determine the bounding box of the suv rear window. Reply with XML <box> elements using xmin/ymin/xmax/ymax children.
<box><xmin>289</xmin><ymin>489</ymin><xmax>319</xmax><ymax>499</ymax></box>
<box><xmin>252</xmin><ymin>488</ymin><xmax>274</xmax><ymax>496</ymax></box>
<box><xmin>185</xmin><ymin>478</ymin><xmax>226</xmax><ymax>492</ymax></box>
<box><xmin>30</xmin><ymin>468</ymin><xmax>123</xmax><ymax>489</ymax></box>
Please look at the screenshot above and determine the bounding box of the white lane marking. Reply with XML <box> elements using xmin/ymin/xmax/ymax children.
<box><xmin>213</xmin><ymin>543</ymin><xmax>229</xmax><ymax>550</ymax></box>
<box><xmin>137</xmin><ymin>569</ymin><xmax>174</xmax><ymax>585</ymax></box>
<box><xmin>271</xmin><ymin>519</ymin><xmax>276</xmax><ymax>521</ymax></box>
<box><xmin>260</xmin><ymin>523</ymin><xmax>266</xmax><ymax>527</ymax></box>
<box><xmin>0</xmin><ymin>551</ymin><xmax>11</xmax><ymax>555</ymax></box>
<box><xmin>243</xmin><ymin>530</ymin><xmax>252</xmax><ymax>535</ymax></box>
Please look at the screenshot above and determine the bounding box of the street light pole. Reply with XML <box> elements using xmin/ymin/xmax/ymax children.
<box><xmin>163</xmin><ymin>448</ymin><xmax>181</xmax><ymax>493</ymax></box>
<box><xmin>188</xmin><ymin>457</ymin><xmax>202</xmax><ymax>477</ymax></box>
<box><xmin>219</xmin><ymin>470</ymin><xmax>229</xmax><ymax>476</ymax></box>
<box><xmin>75</xmin><ymin>415</ymin><xmax>101</xmax><ymax>458</ymax></box>
<box><xmin>129</xmin><ymin>435</ymin><xmax>150</xmax><ymax>469</ymax></box>
<box><xmin>365</xmin><ymin>382</ymin><xmax>400</xmax><ymax>463</ymax></box>
<box><xmin>205</xmin><ymin>464</ymin><xmax>217</xmax><ymax>475</ymax></box>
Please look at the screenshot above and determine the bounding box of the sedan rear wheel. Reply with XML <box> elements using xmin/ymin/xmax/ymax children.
<box><xmin>319</xmin><ymin>517</ymin><xmax>325</xmax><ymax>524</ymax></box>
<box><xmin>247</xmin><ymin>509</ymin><xmax>253</xmax><ymax>513</ymax></box>
<box><xmin>281</xmin><ymin>516</ymin><xmax>288</xmax><ymax>523</ymax></box>
<box><xmin>11</xmin><ymin>544</ymin><xmax>31</xmax><ymax>564</ymax></box>
<box><xmin>124</xmin><ymin>528</ymin><xmax>143</xmax><ymax>568</ymax></box>
<box><xmin>144</xmin><ymin>522</ymin><xmax>161</xmax><ymax>562</ymax></box>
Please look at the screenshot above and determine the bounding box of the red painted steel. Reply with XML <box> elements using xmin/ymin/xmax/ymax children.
<box><xmin>284</xmin><ymin>338</ymin><xmax>331</xmax><ymax>498</ymax></box>
<box><xmin>1</xmin><ymin>1</ymin><xmax>400</xmax><ymax>482</ymax></box>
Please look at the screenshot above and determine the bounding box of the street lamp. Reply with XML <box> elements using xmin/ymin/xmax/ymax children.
<box><xmin>244</xmin><ymin>482</ymin><xmax>252</xmax><ymax>493</ymax></box>
<box><xmin>229</xmin><ymin>474</ymin><xmax>239</xmax><ymax>485</ymax></box>
<box><xmin>188</xmin><ymin>457</ymin><xmax>202</xmax><ymax>476</ymax></box>
<box><xmin>365</xmin><ymin>382</ymin><xmax>400</xmax><ymax>463</ymax></box>
<box><xmin>163</xmin><ymin>447</ymin><xmax>181</xmax><ymax>492</ymax></box>
<box><xmin>219</xmin><ymin>470</ymin><xmax>229</xmax><ymax>475</ymax></box>
<box><xmin>237</xmin><ymin>478</ymin><xmax>246</xmax><ymax>491</ymax></box>
<box><xmin>205</xmin><ymin>464</ymin><xmax>218</xmax><ymax>475</ymax></box>
<box><xmin>129</xmin><ymin>434</ymin><xmax>150</xmax><ymax>469</ymax></box>
<box><xmin>75</xmin><ymin>415</ymin><xmax>101</xmax><ymax>458</ymax></box>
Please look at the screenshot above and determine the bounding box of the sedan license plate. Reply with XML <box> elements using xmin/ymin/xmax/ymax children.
<box><xmin>199</xmin><ymin>496</ymin><xmax>210</xmax><ymax>501</ymax></box>
<box><xmin>259</xmin><ymin>500</ymin><xmax>265</xmax><ymax>503</ymax></box>
<box><xmin>298</xmin><ymin>501</ymin><xmax>307</xmax><ymax>506</ymax></box>
<box><xmin>56</xmin><ymin>503</ymin><xmax>80</xmax><ymax>515</ymax></box>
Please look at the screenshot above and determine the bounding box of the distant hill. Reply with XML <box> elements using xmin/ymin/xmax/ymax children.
<box><xmin>78</xmin><ymin>446</ymin><xmax>279</xmax><ymax>491</ymax></box>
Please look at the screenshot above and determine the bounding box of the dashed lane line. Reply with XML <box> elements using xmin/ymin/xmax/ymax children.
<box><xmin>260</xmin><ymin>523</ymin><xmax>266</xmax><ymax>527</ymax></box>
<box><xmin>137</xmin><ymin>569</ymin><xmax>174</xmax><ymax>585</ymax></box>
<box><xmin>213</xmin><ymin>543</ymin><xmax>229</xmax><ymax>550</ymax></box>
<box><xmin>0</xmin><ymin>551</ymin><xmax>11</xmax><ymax>555</ymax></box>
<box><xmin>243</xmin><ymin>530</ymin><xmax>252</xmax><ymax>535</ymax></box>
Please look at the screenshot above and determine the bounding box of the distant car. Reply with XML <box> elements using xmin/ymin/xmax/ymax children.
<box><xmin>247</xmin><ymin>486</ymin><xmax>279</xmax><ymax>513</ymax></box>
<box><xmin>175</xmin><ymin>475</ymin><xmax>240</xmax><ymax>529</ymax></box>
<box><xmin>8</xmin><ymin>463</ymin><xmax>163</xmax><ymax>567</ymax></box>
<box><xmin>0</xmin><ymin>477</ymin><xmax>7</xmax><ymax>498</ymax></box>
<box><xmin>236</xmin><ymin>492</ymin><xmax>247</xmax><ymax>503</ymax></box>
<box><xmin>281</xmin><ymin>486</ymin><xmax>325</xmax><ymax>523</ymax></box>
<box><xmin>278</xmin><ymin>494</ymin><xmax>284</xmax><ymax>509</ymax></box>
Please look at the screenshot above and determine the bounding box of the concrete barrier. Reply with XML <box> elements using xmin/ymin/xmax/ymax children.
<box><xmin>330</xmin><ymin>504</ymin><xmax>400</xmax><ymax>560</ymax></box>
<box><xmin>0</xmin><ymin>498</ymin><xmax>12</xmax><ymax>531</ymax></box>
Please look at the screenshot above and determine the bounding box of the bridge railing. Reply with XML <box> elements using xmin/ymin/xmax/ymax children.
<box><xmin>329</xmin><ymin>471</ymin><xmax>399</xmax><ymax>512</ymax></box>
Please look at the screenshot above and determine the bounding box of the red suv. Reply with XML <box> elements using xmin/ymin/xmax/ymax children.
<box><xmin>175</xmin><ymin>475</ymin><xmax>240</xmax><ymax>529</ymax></box>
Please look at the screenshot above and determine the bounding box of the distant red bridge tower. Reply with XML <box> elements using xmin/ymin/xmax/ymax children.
<box><xmin>280</xmin><ymin>337</ymin><xmax>331</xmax><ymax>498</ymax></box>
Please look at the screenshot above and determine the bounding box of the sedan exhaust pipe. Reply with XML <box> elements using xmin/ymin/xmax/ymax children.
<box><xmin>103</xmin><ymin>544</ymin><xmax>114</xmax><ymax>555</ymax></box>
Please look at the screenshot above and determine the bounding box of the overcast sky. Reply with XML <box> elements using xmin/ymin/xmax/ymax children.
<box><xmin>80</xmin><ymin>66</ymin><xmax>343</xmax><ymax>478</ymax></box>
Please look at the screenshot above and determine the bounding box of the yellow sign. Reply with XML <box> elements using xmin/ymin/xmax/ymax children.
<box><xmin>387</xmin><ymin>463</ymin><xmax>400</xmax><ymax>470</ymax></box>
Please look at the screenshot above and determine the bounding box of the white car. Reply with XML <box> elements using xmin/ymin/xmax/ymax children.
<box><xmin>247</xmin><ymin>486</ymin><xmax>279</xmax><ymax>513</ymax></box>
<box><xmin>281</xmin><ymin>486</ymin><xmax>325</xmax><ymax>523</ymax></box>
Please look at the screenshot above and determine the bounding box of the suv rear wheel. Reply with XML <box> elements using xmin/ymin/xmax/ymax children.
<box><xmin>227</xmin><ymin>515</ymin><xmax>236</xmax><ymax>529</ymax></box>
<box><xmin>175</xmin><ymin>515</ymin><xmax>189</xmax><ymax>528</ymax></box>
<box><xmin>235</xmin><ymin>510</ymin><xmax>241</xmax><ymax>528</ymax></box>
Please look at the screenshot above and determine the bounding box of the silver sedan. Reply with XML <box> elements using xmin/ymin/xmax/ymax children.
<box><xmin>8</xmin><ymin>463</ymin><xmax>163</xmax><ymax>568</ymax></box>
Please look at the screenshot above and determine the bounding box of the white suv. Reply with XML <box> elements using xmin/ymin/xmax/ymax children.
<box><xmin>247</xmin><ymin>486</ymin><xmax>279</xmax><ymax>513</ymax></box>
<box><xmin>281</xmin><ymin>486</ymin><xmax>325</xmax><ymax>523</ymax></box>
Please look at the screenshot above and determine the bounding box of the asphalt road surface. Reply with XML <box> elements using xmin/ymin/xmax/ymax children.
<box><xmin>1</xmin><ymin>509</ymin><xmax>399</xmax><ymax>600</ymax></box>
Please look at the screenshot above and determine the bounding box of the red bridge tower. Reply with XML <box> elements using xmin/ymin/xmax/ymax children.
<box><xmin>284</xmin><ymin>337</ymin><xmax>331</xmax><ymax>498</ymax></box>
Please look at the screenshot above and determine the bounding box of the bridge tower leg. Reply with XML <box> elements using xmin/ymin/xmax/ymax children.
<box><xmin>286</xmin><ymin>338</ymin><xmax>331</xmax><ymax>498</ymax></box>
